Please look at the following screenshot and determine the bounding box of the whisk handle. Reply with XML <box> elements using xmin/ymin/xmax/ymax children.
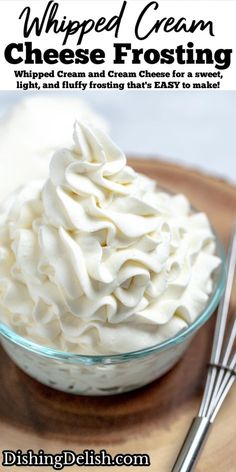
<box><xmin>171</xmin><ymin>416</ymin><xmax>212</xmax><ymax>472</ymax></box>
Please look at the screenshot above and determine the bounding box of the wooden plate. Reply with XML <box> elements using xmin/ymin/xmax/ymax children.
<box><xmin>1</xmin><ymin>159</ymin><xmax>236</xmax><ymax>472</ymax></box>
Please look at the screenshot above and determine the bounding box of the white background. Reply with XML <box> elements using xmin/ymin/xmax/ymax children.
<box><xmin>0</xmin><ymin>1</ymin><xmax>235</xmax><ymax>185</ymax></box>
<box><xmin>0</xmin><ymin>90</ymin><xmax>235</xmax><ymax>184</ymax></box>
<box><xmin>0</xmin><ymin>1</ymin><xmax>236</xmax><ymax>90</ymax></box>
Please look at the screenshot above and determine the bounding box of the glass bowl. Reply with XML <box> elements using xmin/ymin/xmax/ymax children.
<box><xmin>0</xmin><ymin>234</ymin><xmax>225</xmax><ymax>396</ymax></box>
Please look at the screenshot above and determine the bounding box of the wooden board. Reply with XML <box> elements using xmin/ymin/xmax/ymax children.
<box><xmin>0</xmin><ymin>158</ymin><xmax>236</xmax><ymax>472</ymax></box>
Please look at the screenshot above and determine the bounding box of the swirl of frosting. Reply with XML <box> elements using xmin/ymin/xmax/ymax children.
<box><xmin>0</xmin><ymin>122</ymin><xmax>221</xmax><ymax>354</ymax></box>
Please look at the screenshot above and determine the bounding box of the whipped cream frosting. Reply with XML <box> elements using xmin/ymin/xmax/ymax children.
<box><xmin>0</xmin><ymin>122</ymin><xmax>221</xmax><ymax>354</ymax></box>
<box><xmin>0</xmin><ymin>96</ymin><xmax>108</xmax><ymax>201</ymax></box>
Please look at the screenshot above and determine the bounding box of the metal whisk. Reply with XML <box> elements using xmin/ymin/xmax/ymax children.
<box><xmin>171</xmin><ymin>227</ymin><xmax>236</xmax><ymax>472</ymax></box>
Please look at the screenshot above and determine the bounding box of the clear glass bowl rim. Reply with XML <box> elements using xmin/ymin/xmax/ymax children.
<box><xmin>0</xmin><ymin>232</ymin><xmax>226</xmax><ymax>365</ymax></box>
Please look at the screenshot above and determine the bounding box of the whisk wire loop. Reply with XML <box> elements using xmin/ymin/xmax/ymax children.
<box><xmin>171</xmin><ymin>227</ymin><xmax>236</xmax><ymax>472</ymax></box>
<box><xmin>199</xmin><ymin>229</ymin><xmax>236</xmax><ymax>419</ymax></box>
